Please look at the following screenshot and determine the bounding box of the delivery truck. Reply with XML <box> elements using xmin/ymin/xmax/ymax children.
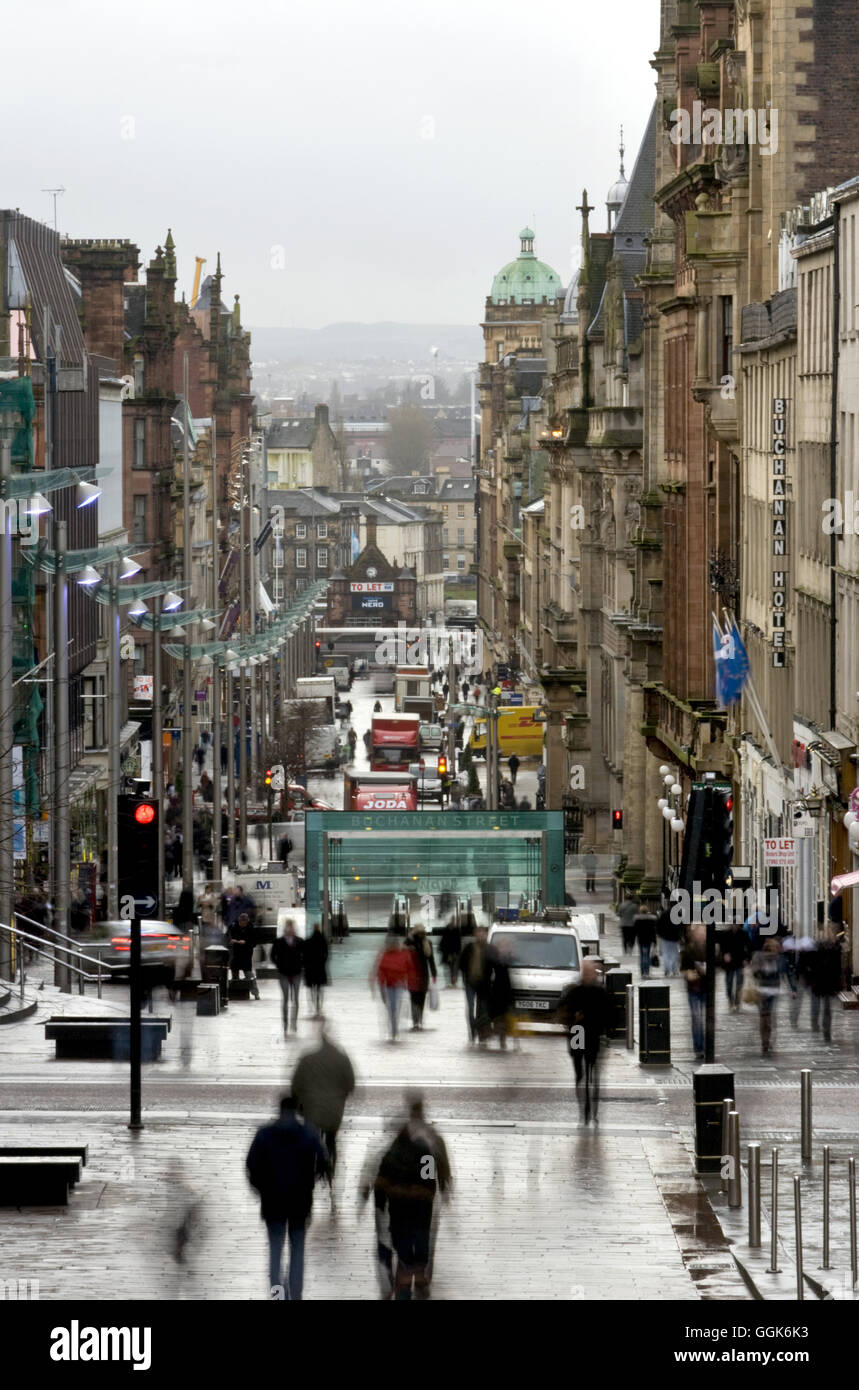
<box><xmin>370</xmin><ymin>712</ymin><xmax>421</xmax><ymax>771</ymax></box>
<box><xmin>343</xmin><ymin>768</ymin><xmax>418</xmax><ymax>811</ymax></box>
<box><xmin>468</xmin><ymin>706</ymin><xmax>545</xmax><ymax>759</ymax></box>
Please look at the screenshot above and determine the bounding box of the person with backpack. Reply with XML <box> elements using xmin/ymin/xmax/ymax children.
<box><xmin>367</xmin><ymin>1093</ymin><xmax>452</xmax><ymax>1300</ymax></box>
<box><xmin>246</xmin><ymin>1094</ymin><xmax>330</xmax><ymax>1300</ymax></box>
<box><xmin>272</xmin><ymin>920</ymin><xmax>305</xmax><ymax>1033</ymax></box>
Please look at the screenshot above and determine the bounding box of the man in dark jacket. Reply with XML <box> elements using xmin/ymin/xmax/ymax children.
<box><xmin>634</xmin><ymin>906</ymin><xmax>658</xmax><ymax>980</ymax></box>
<box><xmin>228</xmin><ymin>912</ymin><xmax>260</xmax><ymax>999</ymax></box>
<box><xmin>291</xmin><ymin>1021</ymin><xmax>356</xmax><ymax>1193</ymax></box>
<box><xmin>246</xmin><ymin>1094</ymin><xmax>330</xmax><ymax>1299</ymax></box>
<box><xmin>507</xmin><ymin>753</ymin><xmax>520</xmax><ymax>786</ymax></box>
<box><xmin>371</xmin><ymin>1094</ymin><xmax>452</xmax><ymax>1301</ymax></box>
<box><xmin>810</xmin><ymin>928</ymin><xmax>842</xmax><ymax>1043</ymax></box>
<box><xmin>556</xmin><ymin>959</ymin><xmax>610</xmax><ymax>1123</ymax></box>
<box><xmin>487</xmin><ymin>939</ymin><xmax>516</xmax><ymax>1048</ymax></box>
<box><xmin>271</xmin><ymin>921</ymin><xmax>304</xmax><ymax>1032</ymax></box>
<box><xmin>405</xmin><ymin>924</ymin><xmax>437</xmax><ymax>1029</ymax></box>
<box><xmin>303</xmin><ymin>922</ymin><xmax>329</xmax><ymax>1017</ymax></box>
<box><xmin>459</xmin><ymin>926</ymin><xmax>490</xmax><ymax>1043</ymax></box>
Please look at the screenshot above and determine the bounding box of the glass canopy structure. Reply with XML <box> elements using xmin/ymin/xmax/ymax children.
<box><xmin>305</xmin><ymin>809</ymin><xmax>565</xmax><ymax>930</ymax></box>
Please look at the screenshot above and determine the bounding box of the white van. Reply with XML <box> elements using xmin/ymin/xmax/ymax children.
<box><xmin>487</xmin><ymin>920</ymin><xmax>582</xmax><ymax>1029</ymax></box>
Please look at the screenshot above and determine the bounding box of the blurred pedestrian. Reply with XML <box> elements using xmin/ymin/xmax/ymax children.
<box><xmin>369</xmin><ymin>1094</ymin><xmax>451</xmax><ymax>1301</ymax></box>
<box><xmin>373</xmin><ymin>700</ymin><xmax>382</xmax><ymax>714</ymax></box>
<box><xmin>487</xmin><ymin>937</ymin><xmax>516</xmax><ymax>1049</ymax></box>
<box><xmin>291</xmin><ymin>1019</ymin><xmax>355</xmax><ymax>1201</ymax></box>
<box><xmin>406</xmin><ymin>924</ymin><xmax>437</xmax><ymax>1030</ymax></box>
<box><xmin>198</xmin><ymin>885</ymin><xmax>220</xmax><ymax>946</ymax></box>
<box><xmin>784</xmin><ymin>930</ymin><xmax>815</xmax><ymax>1029</ymax></box>
<box><xmin>656</xmin><ymin>894</ymin><xmax>682</xmax><ymax>976</ymax></box>
<box><xmin>246</xmin><ymin>1094</ymin><xmax>330</xmax><ymax>1300</ymax></box>
<box><xmin>278</xmin><ymin>830</ymin><xmax>293</xmax><ymax>868</ymax></box>
<box><xmin>220</xmin><ymin>744</ymin><xmax>228</xmax><ymax>775</ymax></box>
<box><xmin>272</xmin><ymin>919</ymin><xmax>304</xmax><ymax>1033</ymax></box>
<box><xmin>749</xmin><ymin>937</ymin><xmax>784</xmax><ymax>1055</ymax></box>
<box><xmin>228</xmin><ymin>912</ymin><xmax>260</xmax><ymax>999</ymax></box>
<box><xmin>810</xmin><ymin>926</ymin><xmax>842</xmax><ymax>1044</ymax></box>
<box><xmin>371</xmin><ymin>934</ymin><xmax>411</xmax><ymax>1041</ymax></box>
<box><xmin>583</xmin><ymin>849</ymin><xmax>597</xmax><ymax>894</ymax></box>
<box><xmin>173</xmin><ymin>829</ymin><xmax>184</xmax><ymax>879</ymax></box>
<box><xmin>500</xmin><ymin>778</ymin><xmax>515</xmax><ymax>809</ymax></box>
<box><xmin>439</xmin><ymin>919</ymin><xmax>462</xmax><ymax>987</ymax></box>
<box><xmin>720</xmin><ymin>921</ymin><xmax>748</xmax><ymax>1011</ymax></box>
<box><xmin>459</xmin><ymin>924</ymin><xmax>490</xmax><ymax>1044</ymax></box>
<box><xmin>442</xmin><ymin>681</ymin><xmax>449</xmax><ymax>701</ymax></box>
<box><xmin>634</xmin><ymin>905</ymin><xmax>657</xmax><ymax>980</ymax></box>
<box><xmin>347</xmin><ymin>728</ymin><xmax>357</xmax><ymax>758</ymax></box>
<box><xmin>557</xmin><ymin>958</ymin><xmax>610</xmax><ymax>1123</ymax></box>
<box><xmin>681</xmin><ymin>924</ymin><xmax>707</xmax><ymax>1059</ymax></box>
<box><xmin>508</xmin><ymin>753</ymin><xmax>520</xmax><ymax>785</ymax></box>
<box><xmin>303</xmin><ymin>922</ymin><xmax>329</xmax><ymax>1017</ymax></box>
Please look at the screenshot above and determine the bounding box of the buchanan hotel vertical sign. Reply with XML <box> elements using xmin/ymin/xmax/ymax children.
<box><xmin>771</xmin><ymin>398</ymin><xmax>787</xmax><ymax>667</ymax></box>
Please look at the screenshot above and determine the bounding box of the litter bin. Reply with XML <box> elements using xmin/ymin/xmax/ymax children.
<box><xmin>638</xmin><ymin>982</ymin><xmax>671</xmax><ymax>1064</ymax></box>
<box><xmin>203</xmin><ymin>945</ymin><xmax>230</xmax><ymax>1011</ymax></box>
<box><xmin>692</xmin><ymin>1064</ymin><xmax>734</xmax><ymax>1174</ymax></box>
<box><xmin>604</xmin><ymin>968</ymin><xmax>632</xmax><ymax>1040</ymax></box>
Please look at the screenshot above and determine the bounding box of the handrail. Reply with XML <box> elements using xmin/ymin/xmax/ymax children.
<box><xmin>13</xmin><ymin>910</ymin><xmax>109</xmax><ymax>954</ymax></box>
<box><xmin>0</xmin><ymin>920</ymin><xmax>120</xmax><ymax>1003</ymax></box>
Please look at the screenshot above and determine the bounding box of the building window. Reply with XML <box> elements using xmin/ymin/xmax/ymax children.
<box><xmin>296</xmin><ymin>548</ymin><xmax>307</xmax><ymax>569</ymax></box>
<box><xmin>443</xmin><ymin>554</ymin><xmax>450</xmax><ymax>570</ymax></box>
<box><xmin>457</xmin><ymin>556</ymin><xmax>466</xmax><ymax>570</ymax></box>
<box><xmin>457</xmin><ymin>528</ymin><xmax>465</xmax><ymax>545</ymax></box>
<box><xmin>317</xmin><ymin>548</ymin><xmax>328</xmax><ymax>569</ymax></box>
<box><xmin>295</xmin><ymin>576</ymin><xmax>307</xmax><ymax>595</ymax></box>
<box><xmin>295</xmin><ymin>522</ymin><xmax>307</xmax><ymax>539</ymax></box>
<box><xmin>721</xmin><ymin>296</ymin><xmax>733</xmax><ymax>381</ymax></box>
<box><xmin>132</xmin><ymin>495</ymin><xmax>147</xmax><ymax>543</ymax></box>
<box><xmin>83</xmin><ymin>675</ymin><xmax>105</xmax><ymax>750</ymax></box>
<box><xmin>442</xmin><ymin>504</ymin><xmax>448</xmax><ymax>514</ymax></box>
<box><xmin>457</xmin><ymin>504</ymin><xmax>465</xmax><ymax>518</ymax></box>
<box><xmin>133</xmin><ymin>418</ymin><xmax>146</xmax><ymax>469</ymax></box>
<box><xmin>443</xmin><ymin>528</ymin><xmax>449</xmax><ymax>544</ymax></box>
<box><xmin>133</xmin><ymin>357</ymin><xmax>144</xmax><ymax>397</ymax></box>
<box><xmin>317</xmin><ymin>521</ymin><xmax>328</xmax><ymax>539</ymax></box>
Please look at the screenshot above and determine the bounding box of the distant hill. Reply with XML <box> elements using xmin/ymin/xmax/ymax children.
<box><xmin>249</xmin><ymin>322</ymin><xmax>482</xmax><ymax>364</ymax></box>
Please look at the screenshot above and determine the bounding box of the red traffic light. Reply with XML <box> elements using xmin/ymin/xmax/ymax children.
<box><xmin>437</xmin><ymin>757</ymin><xmax>448</xmax><ymax>777</ymax></box>
<box><xmin>314</xmin><ymin>640</ymin><xmax>321</xmax><ymax>650</ymax></box>
<box><xmin>134</xmin><ymin>803</ymin><xmax>156</xmax><ymax>825</ymax></box>
<box><xmin>612</xmin><ymin>809</ymin><xmax>623</xmax><ymax>829</ymax></box>
<box><xmin>725</xmin><ymin>796</ymin><xmax>733</xmax><ymax>812</ymax></box>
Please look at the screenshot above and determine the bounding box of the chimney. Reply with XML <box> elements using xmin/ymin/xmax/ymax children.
<box><xmin>60</xmin><ymin>238</ymin><xmax>140</xmax><ymax>362</ymax></box>
<box><xmin>365</xmin><ymin>512</ymin><xmax>377</xmax><ymax>549</ymax></box>
<box><xmin>314</xmin><ymin>403</ymin><xmax>329</xmax><ymax>432</ymax></box>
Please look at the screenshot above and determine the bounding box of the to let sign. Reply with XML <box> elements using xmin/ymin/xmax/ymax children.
<box><xmin>764</xmin><ymin>837</ymin><xmax>796</xmax><ymax>867</ymax></box>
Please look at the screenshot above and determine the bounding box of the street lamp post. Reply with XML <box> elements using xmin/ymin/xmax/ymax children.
<box><xmin>152</xmin><ymin>594</ymin><xmax>164</xmax><ymax>915</ymax></box>
<box><xmin>227</xmin><ymin>664</ymin><xmax>236</xmax><ymax>871</ymax></box>
<box><xmin>107</xmin><ymin>560</ymin><xmax>121</xmax><ymax>919</ymax></box>
<box><xmin>53</xmin><ymin>520</ymin><xmax>71</xmax><ymax>991</ymax></box>
<box><xmin>0</xmin><ymin>424</ymin><xmax>14</xmax><ymax>972</ymax></box>
<box><xmin>181</xmin><ymin>355</ymin><xmax>194</xmax><ymax>906</ymax></box>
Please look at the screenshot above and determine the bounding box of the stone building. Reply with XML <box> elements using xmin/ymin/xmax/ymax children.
<box><xmin>265</xmin><ymin>405</ymin><xmax>340</xmax><ymax>490</ymax></box>
<box><xmin>326</xmin><ymin>514</ymin><xmax>416</xmax><ymax>627</ymax></box>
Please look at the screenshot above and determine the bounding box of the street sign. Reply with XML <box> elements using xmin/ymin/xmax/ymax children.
<box><xmin>132</xmin><ymin>894</ymin><xmax>158</xmax><ymax>916</ymax></box>
<box><xmin>763</xmin><ymin>837</ymin><xmax>796</xmax><ymax>867</ymax></box>
<box><xmin>270</xmin><ymin>764</ymin><xmax>285</xmax><ymax>791</ymax></box>
<box><xmin>507</xmin><ymin>693</ymin><xmax>524</xmax><ymax>705</ymax></box>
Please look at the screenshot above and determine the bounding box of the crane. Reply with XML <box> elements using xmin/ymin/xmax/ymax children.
<box><xmin>190</xmin><ymin>257</ymin><xmax>206</xmax><ymax>308</ymax></box>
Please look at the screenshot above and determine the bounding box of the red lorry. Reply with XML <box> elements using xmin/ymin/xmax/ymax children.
<box><xmin>369</xmin><ymin>712</ymin><xmax>421</xmax><ymax>772</ymax></box>
<box><xmin>343</xmin><ymin>769</ymin><xmax>418</xmax><ymax>812</ymax></box>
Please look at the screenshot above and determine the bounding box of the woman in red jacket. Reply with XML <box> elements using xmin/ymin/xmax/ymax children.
<box><xmin>371</xmin><ymin>936</ymin><xmax>411</xmax><ymax>1041</ymax></box>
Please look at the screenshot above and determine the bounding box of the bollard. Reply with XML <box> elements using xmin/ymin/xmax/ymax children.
<box><xmin>728</xmin><ymin>1111</ymin><xmax>741</xmax><ymax>1208</ymax></box>
<box><xmin>800</xmin><ymin>1069</ymin><xmax>812</xmax><ymax>1162</ymax></box>
<box><xmin>767</xmin><ymin>1147</ymin><xmax>780</xmax><ymax>1273</ymax></box>
<box><xmin>849</xmin><ymin>1156</ymin><xmax>857</xmax><ymax>1287</ymax></box>
<box><xmin>625</xmin><ymin>984</ymin><xmax>634</xmax><ymax>1050</ymax></box>
<box><xmin>793</xmin><ymin>1174</ymin><xmax>804</xmax><ymax>1300</ymax></box>
<box><xmin>748</xmin><ymin>1143</ymin><xmax>761</xmax><ymax>1248</ymax></box>
<box><xmin>721</xmin><ymin>1099</ymin><xmax>733</xmax><ymax>1192</ymax></box>
<box><xmin>822</xmin><ymin>1145</ymin><xmax>831</xmax><ymax>1270</ymax></box>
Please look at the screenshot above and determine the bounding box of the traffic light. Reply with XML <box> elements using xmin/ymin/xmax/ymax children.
<box><xmin>709</xmin><ymin>785</ymin><xmax>734</xmax><ymax>893</ymax></box>
<box><xmin>264</xmin><ymin>769</ymin><xmax>273</xmax><ymax>788</ymax></box>
<box><xmin>314</xmin><ymin>640</ymin><xmax>321</xmax><ymax>652</ymax></box>
<box><xmin>612</xmin><ymin>809</ymin><xmax>623</xmax><ymax>830</ymax></box>
<box><xmin>437</xmin><ymin>755</ymin><xmax>448</xmax><ymax>778</ymax></box>
<box><xmin>117</xmin><ymin>794</ymin><xmax>160</xmax><ymax>918</ymax></box>
<box><xmin>327</xmin><ymin>641</ymin><xmax>335</xmax><ymax>651</ymax></box>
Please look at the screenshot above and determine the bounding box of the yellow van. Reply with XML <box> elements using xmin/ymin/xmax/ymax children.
<box><xmin>468</xmin><ymin>706</ymin><xmax>545</xmax><ymax>758</ymax></box>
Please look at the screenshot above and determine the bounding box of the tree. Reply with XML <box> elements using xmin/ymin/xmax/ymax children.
<box><xmin>387</xmin><ymin>405</ymin><xmax>432</xmax><ymax>474</ymax></box>
<box><xmin>280</xmin><ymin>700</ymin><xmax>324</xmax><ymax>782</ymax></box>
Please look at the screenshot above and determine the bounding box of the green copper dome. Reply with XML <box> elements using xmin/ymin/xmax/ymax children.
<box><xmin>490</xmin><ymin>227</ymin><xmax>561</xmax><ymax>305</ymax></box>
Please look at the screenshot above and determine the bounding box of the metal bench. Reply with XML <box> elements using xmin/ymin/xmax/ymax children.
<box><xmin>0</xmin><ymin>1144</ymin><xmax>87</xmax><ymax>1173</ymax></box>
<box><xmin>44</xmin><ymin>1017</ymin><xmax>171</xmax><ymax>1060</ymax></box>
<box><xmin>0</xmin><ymin>1155</ymin><xmax>83</xmax><ymax>1206</ymax></box>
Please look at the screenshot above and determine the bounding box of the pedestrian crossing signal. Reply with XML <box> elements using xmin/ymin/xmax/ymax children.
<box><xmin>612</xmin><ymin>809</ymin><xmax>623</xmax><ymax>830</ymax></box>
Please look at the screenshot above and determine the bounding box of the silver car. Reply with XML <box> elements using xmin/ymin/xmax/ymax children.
<box><xmin>95</xmin><ymin>920</ymin><xmax>192</xmax><ymax>973</ymax></box>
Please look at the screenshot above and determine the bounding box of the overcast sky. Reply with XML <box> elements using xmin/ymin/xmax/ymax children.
<box><xmin>3</xmin><ymin>0</ymin><xmax>656</xmax><ymax>330</ymax></box>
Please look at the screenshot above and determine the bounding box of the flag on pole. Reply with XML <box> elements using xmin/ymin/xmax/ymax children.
<box><xmin>713</xmin><ymin>615</ymin><xmax>750</xmax><ymax>707</ymax></box>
